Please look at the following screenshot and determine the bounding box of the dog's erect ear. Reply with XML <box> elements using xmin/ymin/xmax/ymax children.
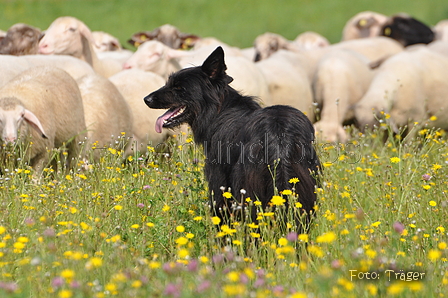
<box><xmin>201</xmin><ymin>46</ymin><xmax>233</xmax><ymax>84</ymax></box>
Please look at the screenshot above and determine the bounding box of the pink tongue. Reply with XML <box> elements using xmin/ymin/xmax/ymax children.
<box><xmin>155</xmin><ymin>109</ymin><xmax>177</xmax><ymax>133</ymax></box>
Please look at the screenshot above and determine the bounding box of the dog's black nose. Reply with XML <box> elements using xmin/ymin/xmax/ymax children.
<box><xmin>144</xmin><ymin>93</ymin><xmax>154</xmax><ymax>107</ymax></box>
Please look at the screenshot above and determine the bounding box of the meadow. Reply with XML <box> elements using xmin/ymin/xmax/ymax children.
<box><xmin>0</xmin><ymin>117</ymin><xmax>446</xmax><ymax>298</ymax></box>
<box><xmin>0</xmin><ymin>1</ymin><xmax>447</xmax><ymax>297</ymax></box>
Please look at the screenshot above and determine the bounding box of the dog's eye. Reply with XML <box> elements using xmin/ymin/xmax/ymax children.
<box><xmin>173</xmin><ymin>86</ymin><xmax>184</xmax><ymax>91</ymax></box>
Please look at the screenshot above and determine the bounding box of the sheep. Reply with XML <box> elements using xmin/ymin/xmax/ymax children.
<box><xmin>0</xmin><ymin>23</ymin><xmax>42</xmax><ymax>55</ymax></box>
<box><xmin>433</xmin><ymin>19</ymin><xmax>448</xmax><ymax>42</ymax></box>
<box><xmin>0</xmin><ymin>55</ymin><xmax>32</xmax><ymax>88</ymax></box>
<box><xmin>254</xmin><ymin>49</ymin><xmax>314</xmax><ymax>120</ymax></box>
<box><xmin>354</xmin><ymin>47</ymin><xmax>448</xmax><ymax>135</ymax></box>
<box><xmin>341</xmin><ymin>11</ymin><xmax>388</xmax><ymax>40</ymax></box>
<box><xmin>313</xmin><ymin>48</ymin><xmax>374</xmax><ymax>143</ymax></box>
<box><xmin>293</xmin><ymin>31</ymin><xmax>330</xmax><ymax>50</ymax></box>
<box><xmin>109</xmin><ymin>69</ymin><xmax>185</xmax><ymax>153</ymax></box>
<box><xmin>38</xmin><ymin>16</ymin><xmax>122</xmax><ymax>78</ymax></box>
<box><xmin>123</xmin><ymin>40</ymin><xmax>272</xmax><ymax>105</ymax></box>
<box><xmin>128</xmin><ymin>24</ymin><xmax>200</xmax><ymax>49</ymax></box>
<box><xmin>92</xmin><ymin>31</ymin><xmax>122</xmax><ymax>52</ymax></box>
<box><xmin>253</xmin><ymin>32</ymin><xmax>300</xmax><ymax>61</ymax></box>
<box><xmin>22</xmin><ymin>54</ymin><xmax>96</xmax><ymax>80</ymax></box>
<box><xmin>380</xmin><ymin>13</ymin><xmax>435</xmax><ymax>47</ymax></box>
<box><xmin>0</xmin><ymin>66</ymin><xmax>87</xmax><ymax>172</ymax></box>
<box><xmin>76</xmin><ymin>73</ymin><xmax>133</xmax><ymax>161</ymax></box>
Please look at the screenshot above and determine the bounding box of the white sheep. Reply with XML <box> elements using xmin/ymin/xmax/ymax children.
<box><xmin>313</xmin><ymin>48</ymin><xmax>374</xmax><ymax>143</ymax></box>
<box><xmin>22</xmin><ymin>54</ymin><xmax>96</xmax><ymax>80</ymax></box>
<box><xmin>253</xmin><ymin>32</ymin><xmax>300</xmax><ymax>61</ymax></box>
<box><xmin>92</xmin><ymin>31</ymin><xmax>122</xmax><ymax>52</ymax></box>
<box><xmin>354</xmin><ymin>47</ymin><xmax>448</xmax><ymax>134</ymax></box>
<box><xmin>434</xmin><ymin>19</ymin><xmax>448</xmax><ymax>42</ymax></box>
<box><xmin>0</xmin><ymin>55</ymin><xmax>31</xmax><ymax>88</ymax></box>
<box><xmin>0</xmin><ymin>66</ymin><xmax>87</xmax><ymax>172</ymax></box>
<box><xmin>254</xmin><ymin>49</ymin><xmax>314</xmax><ymax>120</ymax></box>
<box><xmin>108</xmin><ymin>69</ymin><xmax>179</xmax><ymax>153</ymax></box>
<box><xmin>76</xmin><ymin>73</ymin><xmax>133</xmax><ymax>161</ymax></box>
<box><xmin>293</xmin><ymin>31</ymin><xmax>330</xmax><ymax>50</ymax></box>
<box><xmin>123</xmin><ymin>40</ymin><xmax>272</xmax><ymax>105</ymax></box>
<box><xmin>341</xmin><ymin>11</ymin><xmax>388</xmax><ymax>40</ymax></box>
<box><xmin>38</xmin><ymin>16</ymin><xmax>122</xmax><ymax>78</ymax></box>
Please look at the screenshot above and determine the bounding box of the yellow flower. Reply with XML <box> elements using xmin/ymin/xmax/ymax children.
<box><xmin>0</xmin><ymin>226</ymin><xmax>6</xmax><ymax>235</ymax></box>
<box><xmin>316</xmin><ymin>231</ymin><xmax>336</xmax><ymax>243</ymax></box>
<box><xmin>390</xmin><ymin>157</ymin><xmax>401</xmax><ymax>163</ymax></box>
<box><xmin>278</xmin><ymin>238</ymin><xmax>288</xmax><ymax>246</ymax></box>
<box><xmin>282</xmin><ymin>189</ymin><xmax>292</xmax><ymax>195</ymax></box>
<box><xmin>428</xmin><ymin>249</ymin><xmax>442</xmax><ymax>262</ymax></box>
<box><xmin>131</xmin><ymin>280</ymin><xmax>142</xmax><ymax>288</ymax></box>
<box><xmin>271</xmin><ymin>195</ymin><xmax>285</xmax><ymax>206</ymax></box>
<box><xmin>85</xmin><ymin>257</ymin><xmax>103</xmax><ymax>270</ymax></box>
<box><xmin>298</xmin><ymin>234</ymin><xmax>309</xmax><ymax>242</ymax></box>
<box><xmin>212</xmin><ymin>217</ymin><xmax>221</xmax><ymax>225</ymax></box>
<box><xmin>114</xmin><ymin>205</ymin><xmax>123</xmax><ymax>211</ymax></box>
<box><xmin>131</xmin><ymin>224</ymin><xmax>140</xmax><ymax>229</ymax></box>
<box><xmin>175</xmin><ymin>237</ymin><xmax>188</xmax><ymax>246</ymax></box>
<box><xmin>289</xmin><ymin>178</ymin><xmax>299</xmax><ymax>184</ymax></box>
<box><xmin>176</xmin><ymin>225</ymin><xmax>185</xmax><ymax>233</ymax></box>
<box><xmin>59</xmin><ymin>290</ymin><xmax>73</xmax><ymax>298</ymax></box>
<box><xmin>61</xmin><ymin>269</ymin><xmax>75</xmax><ymax>280</ymax></box>
<box><xmin>193</xmin><ymin>216</ymin><xmax>203</xmax><ymax>221</ymax></box>
<box><xmin>162</xmin><ymin>205</ymin><xmax>170</xmax><ymax>212</ymax></box>
<box><xmin>429</xmin><ymin>200</ymin><xmax>437</xmax><ymax>206</ymax></box>
<box><xmin>178</xmin><ymin>248</ymin><xmax>189</xmax><ymax>259</ymax></box>
<box><xmin>430</xmin><ymin>115</ymin><xmax>438</xmax><ymax>121</ymax></box>
<box><xmin>423</xmin><ymin>185</ymin><xmax>431</xmax><ymax>190</ymax></box>
<box><xmin>222</xmin><ymin>192</ymin><xmax>232</xmax><ymax>199</ymax></box>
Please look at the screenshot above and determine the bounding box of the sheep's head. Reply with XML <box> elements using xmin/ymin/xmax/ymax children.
<box><xmin>38</xmin><ymin>16</ymin><xmax>96</xmax><ymax>58</ymax></box>
<box><xmin>123</xmin><ymin>40</ymin><xmax>189</xmax><ymax>78</ymax></box>
<box><xmin>0</xmin><ymin>97</ymin><xmax>47</xmax><ymax>144</ymax></box>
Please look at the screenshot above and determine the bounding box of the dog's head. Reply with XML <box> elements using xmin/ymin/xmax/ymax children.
<box><xmin>144</xmin><ymin>46</ymin><xmax>233</xmax><ymax>133</ymax></box>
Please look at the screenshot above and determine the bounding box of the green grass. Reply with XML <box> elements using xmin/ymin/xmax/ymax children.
<box><xmin>1</xmin><ymin>0</ymin><xmax>448</xmax><ymax>48</ymax></box>
<box><xmin>0</xmin><ymin>121</ymin><xmax>446</xmax><ymax>297</ymax></box>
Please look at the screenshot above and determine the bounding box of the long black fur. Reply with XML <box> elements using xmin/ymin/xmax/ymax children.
<box><xmin>144</xmin><ymin>47</ymin><xmax>320</xmax><ymax>231</ymax></box>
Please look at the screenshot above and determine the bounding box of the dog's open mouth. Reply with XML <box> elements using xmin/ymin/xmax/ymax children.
<box><xmin>155</xmin><ymin>106</ymin><xmax>186</xmax><ymax>133</ymax></box>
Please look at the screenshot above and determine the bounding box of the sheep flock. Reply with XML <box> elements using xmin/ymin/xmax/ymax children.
<box><xmin>0</xmin><ymin>11</ymin><xmax>448</xmax><ymax>171</ymax></box>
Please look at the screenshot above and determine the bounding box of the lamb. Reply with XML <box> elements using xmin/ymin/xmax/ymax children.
<box><xmin>76</xmin><ymin>73</ymin><xmax>133</xmax><ymax>161</ymax></box>
<box><xmin>354</xmin><ymin>47</ymin><xmax>448</xmax><ymax>134</ymax></box>
<box><xmin>313</xmin><ymin>48</ymin><xmax>374</xmax><ymax>143</ymax></box>
<box><xmin>123</xmin><ymin>41</ymin><xmax>272</xmax><ymax>105</ymax></box>
<box><xmin>0</xmin><ymin>23</ymin><xmax>42</xmax><ymax>55</ymax></box>
<box><xmin>341</xmin><ymin>11</ymin><xmax>388</xmax><ymax>40</ymax></box>
<box><xmin>128</xmin><ymin>24</ymin><xmax>200</xmax><ymax>49</ymax></box>
<box><xmin>0</xmin><ymin>66</ymin><xmax>87</xmax><ymax>172</ymax></box>
<box><xmin>38</xmin><ymin>16</ymin><xmax>122</xmax><ymax>78</ymax></box>
<box><xmin>108</xmin><ymin>69</ymin><xmax>185</xmax><ymax>152</ymax></box>
<box><xmin>254</xmin><ymin>49</ymin><xmax>314</xmax><ymax>120</ymax></box>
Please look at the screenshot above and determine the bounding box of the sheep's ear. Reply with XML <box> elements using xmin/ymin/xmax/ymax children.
<box><xmin>24</xmin><ymin>109</ymin><xmax>48</xmax><ymax>139</ymax></box>
<box><xmin>201</xmin><ymin>46</ymin><xmax>233</xmax><ymax>84</ymax></box>
<box><xmin>78</xmin><ymin>21</ymin><xmax>99</xmax><ymax>48</ymax></box>
<box><xmin>179</xmin><ymin>34</ymin><xmax>200</xmax><ymax>49</ymax></box>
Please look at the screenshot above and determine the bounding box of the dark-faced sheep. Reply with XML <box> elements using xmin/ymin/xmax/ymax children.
<box><xmin>0</xmin><ymin>23</ymin><xmax>42</xmax><ymax>55</ymax></box>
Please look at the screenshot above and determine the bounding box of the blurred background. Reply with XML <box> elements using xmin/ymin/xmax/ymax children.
<box><xmin>1</xmin><ymin>0</ymin><xmax>447</xmax><ymax>49</ymax></box>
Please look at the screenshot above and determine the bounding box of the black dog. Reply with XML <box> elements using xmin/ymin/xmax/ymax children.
<box><xmin>144</xmin><ymin>47</ymin><xmax>320</xmax><ymax>231</ymax></box>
